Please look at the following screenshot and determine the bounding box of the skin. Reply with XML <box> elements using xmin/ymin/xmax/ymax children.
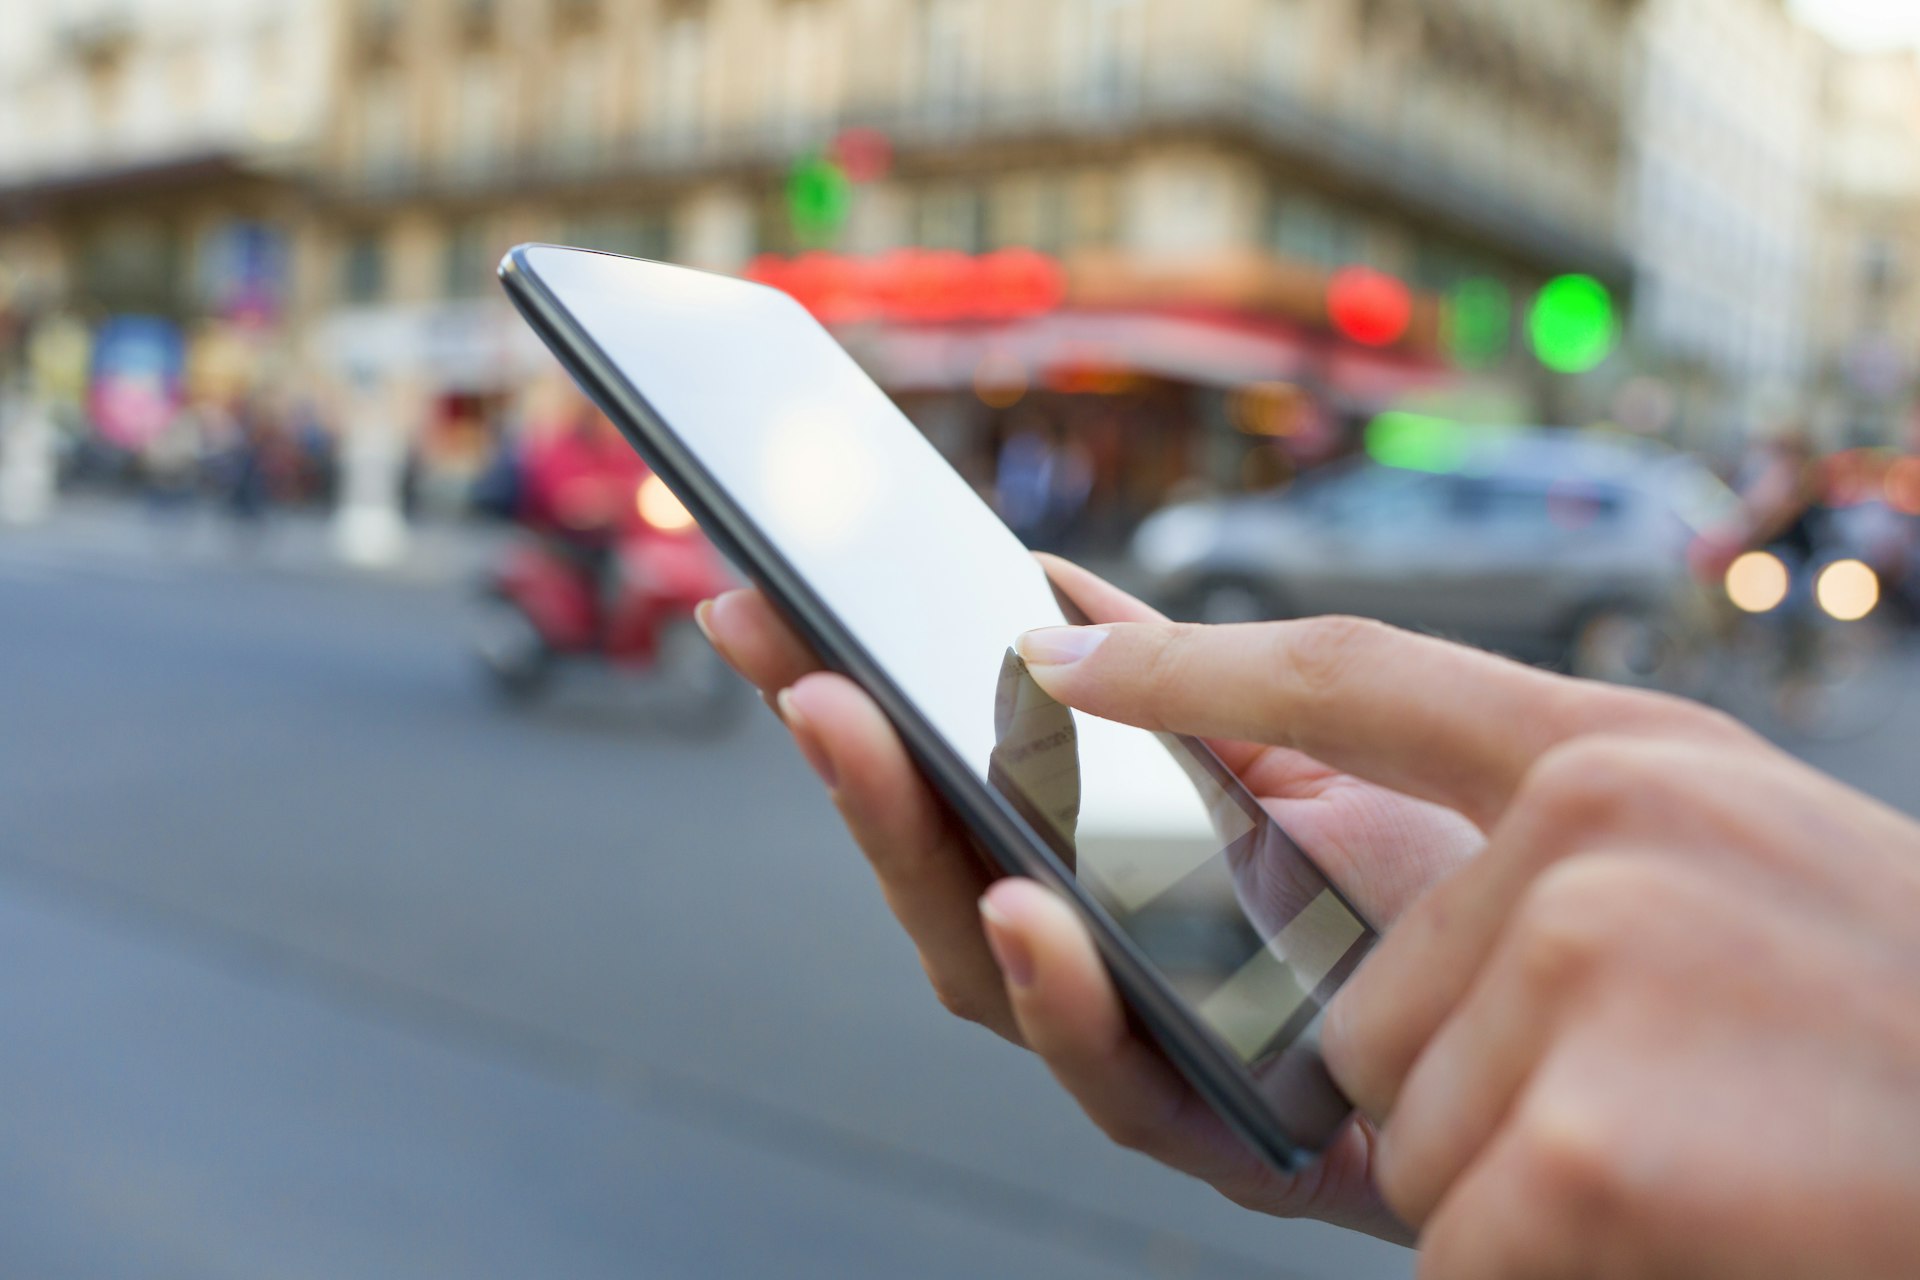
<box><xmin>697</xmin><ymin>559</ymin><xmax>1920</xmax><ymax>1276</ymax></box>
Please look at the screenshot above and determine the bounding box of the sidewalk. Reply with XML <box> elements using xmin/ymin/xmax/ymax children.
<box><xmin>0</xmin><ymin>495</ymin><xmax>507</xmax><ymax>590</ymax></box>
<box><xmin>1</xmin><ymin>494</ymin><xmax>1158</xmax><ymax>603</ymax></box>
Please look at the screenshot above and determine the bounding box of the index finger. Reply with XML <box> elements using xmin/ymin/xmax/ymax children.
<box><xmin>1016</xmin><ymin>616</ymin><xmax>1700</xmax><ymax>830</ymax></box>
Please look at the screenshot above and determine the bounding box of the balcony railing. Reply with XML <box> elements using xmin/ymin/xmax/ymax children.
<box><xmin>336</xmin><ymin>69</ymin><xmax>1628</xmax><ymax>278</ymax></box>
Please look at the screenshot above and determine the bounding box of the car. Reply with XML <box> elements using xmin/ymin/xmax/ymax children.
<box><xmin>1131</xmin><ymin>427</ymin><xmax>1740</xmax><ymax>685</ymax></box>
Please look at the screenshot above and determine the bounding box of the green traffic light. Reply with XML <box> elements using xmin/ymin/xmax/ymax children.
<box><xmin>787</xmin><ymin>154</ymin><xmax>852</xmax><ymax>247</ymax></box>
<box><xmin>1529</xmin><ymin>275</ymin><xmax>1616</xmax><ymax>374</ymax></box>
<box><xmin>1445</xmin><ymin>277</ymin><xmax>1512</xmax><ymax>368</ymax></box>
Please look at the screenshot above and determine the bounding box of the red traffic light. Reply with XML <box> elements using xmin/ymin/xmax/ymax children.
<box><xmin>1327</xmin><ymin>266</ymin><xmax>1412</xmax><ymax>347</ymax></box>
<box><xmin>830</xmin><ymin>128</ymin><xmax>894</xmax><ymax>184</ymax></box>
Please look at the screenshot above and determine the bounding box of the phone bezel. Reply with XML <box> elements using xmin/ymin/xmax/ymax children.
<box><xmin>499</xmin><ymin>242</ymin><xmax>1353</xmax><ymax>1173</ymax></box>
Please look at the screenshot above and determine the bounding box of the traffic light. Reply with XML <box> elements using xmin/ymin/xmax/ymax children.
<box><xmin>786</xmin><ymin>153</ymin><xmax>853</xmax><ymax>248</ymax></box>
<box><xmin>1326</xmin><ymin>266</ymin><xmax>1412</xmax><ymax>347</ymax></box>
<box><xmin>1529</xmin><ymin>274</ymin><xmax>1616</xmax><ymax>374</ymax></box>
<box><xmin>1444</xmin><ymin>277</ymin><xmax>1511</xmax><ymax>368</ymax></box>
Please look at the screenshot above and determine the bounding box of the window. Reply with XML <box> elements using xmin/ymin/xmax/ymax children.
<box><xmin>989</xmin><ymin>175</ymin><xmax>1070</xmax><ymax>253</ymax></box>
<box><xmin>1864</xmin><ymin>236</ymin><xmax>1900</xmax><ymax>297</ymax></box>
<box><xmin>340</xmin><ymin>231</ymin><xmax>387</xmax><ymax>305</ymax></box>
<box><xmin>778</xmin><ymin>0</ymin><xmax>833</xmax><ymax>129</ymax></box>
<box><xmin>455</xmin><ymin>0</ymin><xmax>499</xmax><ymax>48</ymax></box>
<box><xmin>553</xmin><ymin>0</ymin><xmax>599</xmax><ymax>36</ymax></box>
<box><xmin>442</xmin><ymin>219</ymin><xmax>496</xmax><ymax>299</ymax></box>
<box><xmin>1260</xmin><ymin>0</ymin><xmax>1311</xmax><ymax>89</ymax></box>
<box><xmin>563</xmin><ymin>212</ymin><xmax>672</xmax><ymax>261</ymax></box>
<box><xmin>1068</xmin><ymin>170</ymin><xmax>1119</xmax><ymax>249</ymax></box>
<box><xmin>1270</xmin><ymin>193</ymin><xmax>1358</xmax><ymax>269</ymax></box>
<box><xmin>357</xmin><ymin>71</ymin><xmax>408</xmax><ymax>183</ymax></box>
<box><xmin>357</xmin><ymin>0</ymin><xmax>402</xmax><ymax>66</ymax></box>
<box><xmin>1068</xmin><ymin>0</ymin><xmax>1144</xmax><ymax>110</ymax></box>
<box><xmin>450</xmin><ymin>58</ymin><xmax>504</xmax><ymax>176</ymax></box>
<box><xmin>656</xmin><ymin>8</ymin><xmax>706</xmax><ymax>145</ymax></box>
<box><xmin>555</xmin><ymin>40</ymin><xmax>606</xmax><ymax>167</ymax></box>
<box><xmin>1318</xmin><ymin>468</ymin><xmax>1447</xmax><ymax>534</ymax></box>
<box><xmin>916</xmin><ymin>186</ymin><xmax>986</xmax><ymax>251</ymax></box>
<box><xmin>923</xmin><ymin>0</ymin><xmax>984</xmax><ymax>115</ymax></box>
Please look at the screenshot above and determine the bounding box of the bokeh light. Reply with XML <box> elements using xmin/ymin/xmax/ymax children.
<box><xmin>972</xmin><ymin>350</ymin><xmax>1029</xmax><ymax>409</ymax></box>
<box><xmin>1327</xmin><ymin>267</ymin><xmax>1412</xmax><ymax>347</ymax></box>
<box><xmin>1529</xmin><ymin>275</ymin><xmax>1617</xmax><ymax>373</ymax></box>
<box><xmin>1229</xmin><ymin>381</ymin><xmax>1308</xmax><ymax>438</ymax></box>
<box><xmin>1725</xmin><ymin>550</ymin><xmax>1790</xmax><ymax>613</ymax></box>
<box><xmin>1444</xmin><ymin>278</ymin><xmax>1512</xmax><ymax>368</ymax></box>
<box><xmin>1365</xmin><ymin>411</ymin><xmax>1470</xmax><ymax>473</ymax></box>
<box><xmin>636</xmin><ymin>473</ymin><xmax>697</xmax><ymax>532</ymax></box>
<box><xmin>1816</xmin><ymin>559</ymin><xmax>1880</xmax><ymax>621</ymax></box>
<box><xmin>786</xmin><ymin>154</ymin><xmax>853</xmax><ymax>247</ymax></box>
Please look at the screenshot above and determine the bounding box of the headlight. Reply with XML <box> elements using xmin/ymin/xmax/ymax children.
<box><xmin>636</xmin><ymin>474</ymin><xmax>697</xmax><ymax>532</ymax></box>
<box><xmin>1724</xmin><ymin>551</ymin><xmax>1788</xmax><ymax>614</ymax></box>
<box><xmin>1133</xmin><ymin>507</ymin><xmax>1215</xmax><ymax>576</ymax></box>
<box><xmin>1816</xmin><ymin>559</ymin><xmax>1879</xmax><ymax>622</ymax></box>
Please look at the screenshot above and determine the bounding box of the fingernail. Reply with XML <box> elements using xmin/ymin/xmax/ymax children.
<box><xmin>693</xmin><ymin>599</ymin><xmax>718</xmax><ymax>648</ymax></box>
<box><xmin>777</xmin><ymin>688</ymin><xmax>838</xmax><ymax>792</ymax></box>
<box><xmin>1016</xmin><ymin>625</ymin><xmax>1108</xmax><ymax>668</ymax></box>
<box><xmin>979</xmin><ymin>892</ymin><xmax>1035</xmax><ymax>988</ymax></box>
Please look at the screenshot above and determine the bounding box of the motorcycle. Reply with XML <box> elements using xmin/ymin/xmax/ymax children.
<box><xmin>473</xmin><ymin>473</ymin><xmax>744</xmax><ymax>728</ymax></box>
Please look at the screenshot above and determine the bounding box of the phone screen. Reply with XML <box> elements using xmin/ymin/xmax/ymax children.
<box><xmin>518</xmin><ymin>247</ymin><xmax>1373</xmax><ymax>1152</ymax></box>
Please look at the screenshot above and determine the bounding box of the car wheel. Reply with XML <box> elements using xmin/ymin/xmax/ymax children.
<box><xmin>473</xmin><ymin>595</ymin><xmax>556</xmax><ymax>702</ymax></box>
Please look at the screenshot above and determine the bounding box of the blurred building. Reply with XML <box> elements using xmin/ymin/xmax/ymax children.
<box><xmin>3</xmin><ymin>0</ymin><xmax>1670</xmax><ymax>553</ymax></box>
<box><xmin>1623</xmin><ymin>0</ymin><xmax>1823</xmax><ymax>447</ymax></box>
<box><xmin>1811</xmin><ymin>47</ymin><xmax>1920</xmax><ymax>449</ymax></box>
<box><xmin>0</xmin><ymin>0</ymin><xmax>340</xmax><ymax>528</ymax></box>
<box><xmin>0</xmin><ymin>0</ymin><xmax>336</xmax><ymax>354</ymax></box>
<box><xmin>312</xmin><ymin>0</ymin><xmax>1649</xmax><ymax>545</ymax></box>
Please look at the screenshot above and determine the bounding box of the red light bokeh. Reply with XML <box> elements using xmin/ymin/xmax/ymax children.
<box><xmin>1327</xmin><ymin>266</ymin><xmax>1413</xmax><ymax>347</ymax></box>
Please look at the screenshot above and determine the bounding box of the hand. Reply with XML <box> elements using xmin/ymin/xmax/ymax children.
<box><xmin>698</xmin><ymin>561</ymin><xmax>1479</xmax><ymax>1242</ymax></box>
<box><xmin>1019</xmin><ymin>615</ymin><xmax>1920</xmax><ymax>1278</ymax></box>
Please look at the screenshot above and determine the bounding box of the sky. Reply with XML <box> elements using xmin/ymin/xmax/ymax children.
<box><xmin>1791</xmin><ymin>0</ymin><xmax>1920</xmax><ymax>50</ymax></box>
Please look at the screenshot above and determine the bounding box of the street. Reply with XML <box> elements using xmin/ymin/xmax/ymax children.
<box><xmin>0</xmin><ymin>510</ymin><xmax>1416</xmax><ymax>1280</ymax></box>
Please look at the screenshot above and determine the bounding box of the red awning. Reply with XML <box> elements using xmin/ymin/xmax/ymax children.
<box><xmin>838</xmin><ymin>310</ymin><xmax>1316</xmax><ymax>392</ymax></box>
<box><xmin>838</xmin><ymin>309</ymin><xmax>1453</xmax><ymax>406</ymax></box>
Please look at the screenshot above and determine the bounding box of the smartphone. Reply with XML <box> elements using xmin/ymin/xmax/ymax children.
<box><xmin>499</xmin><ymin>244</ymin><xmax>1376</xmax><ymax>1172</ymax></box>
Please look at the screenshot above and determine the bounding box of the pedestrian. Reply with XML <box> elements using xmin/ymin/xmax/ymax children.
<box><xmin>696</xmin><ymin>556</ymin><xmax>1920</xmax><ymax>1277</ymax></box>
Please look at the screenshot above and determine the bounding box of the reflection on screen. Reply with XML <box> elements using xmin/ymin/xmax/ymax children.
<box><xmin>526</xmin><ymin>248</ymin><xmax>1371</xmax><ymax>1131</ymax></box>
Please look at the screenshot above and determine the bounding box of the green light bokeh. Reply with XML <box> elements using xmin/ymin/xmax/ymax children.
<box><xmin>1444</xmin><ymin>277</ymin><xmax>1512</xmax><ymax>368</ymax></box>
<box><xmin>1365</xmin><ymin>412</ymin><xmax>1470</xmax><ymax>473</ymax></box>
<box><xmin>1529</xmin><ymin>274</ymin><xmax>1616</xmax><ymax>374</ymax></box>
<box><xmin>786</xmin><ymin>154</ymin><xmax>853</xmax><ymax>247</ymax></box>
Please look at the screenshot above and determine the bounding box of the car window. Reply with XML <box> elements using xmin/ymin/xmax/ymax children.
<box><xmin>1320</xmin><ymin>468</ymin><xmax>1447</xmax><ymax>531</ymax></box>
<box><xmin>1446</xmin><ymin>476</ymin><xmax>1627</xmax><ymax>533</ymax></box>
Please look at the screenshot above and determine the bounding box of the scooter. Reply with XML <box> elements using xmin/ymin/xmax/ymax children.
<box><xmin>473</xmin><ymin>474</ymin><xmax>744</xmax><ymax>727</ymax></box>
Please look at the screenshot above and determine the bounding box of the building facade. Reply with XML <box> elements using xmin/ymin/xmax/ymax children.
<box><xmin>1623</xmin><ymin>0</ymin><xmax>1823</xmax><ymax>447</ymax></box>
<box><xmin>2</xmin><ymin>0</ymin><xmax>1657</xmax><ymax>553</ymax></box>
<box><xmin>1811</xmin><ymin>47</ymin><xmax>1920</xmax><ymax>449</ymax></box>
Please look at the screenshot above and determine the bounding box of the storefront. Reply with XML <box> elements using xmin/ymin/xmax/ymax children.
<box><xmin>749</xmin><ymin>249</ymin><xmax>1460</xmax><ymax>551</ymax></box>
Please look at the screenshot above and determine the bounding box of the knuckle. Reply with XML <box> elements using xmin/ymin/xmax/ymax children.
<box><xmin>1505</xmin><ymin>856</ymin><xmax>1657</xmax><ymax>994</ymax></box>
<box><xmin>1513</xmin><ymin>1085</ymin><xmax>1631</xmax><ymax>1230</ymax></box>
<box><xmin>1272</xmin><ymin>615</ymin><xmax>1387</xmax><ymax>714</ymax></box>
<box><xmin>1518</xmin><ymin>735</ymin><xmax>1654</xmax><ymax>838</ymax></box>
